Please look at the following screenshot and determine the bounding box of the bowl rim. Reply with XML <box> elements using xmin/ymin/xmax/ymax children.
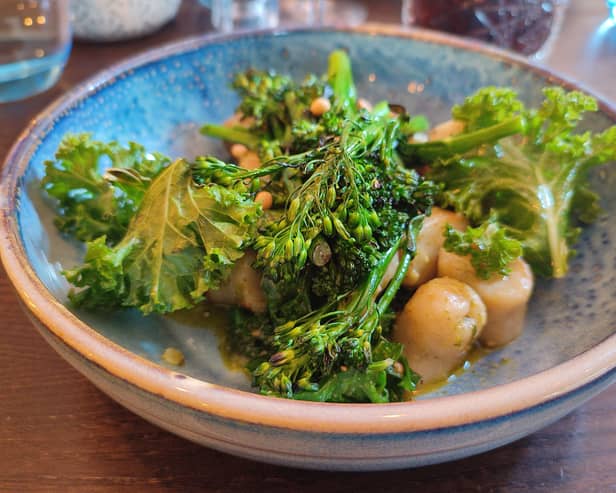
<box><xmin>2</xmin><ymin>23</ymin><xmax>616</xmax><ymax>435</ymax></box>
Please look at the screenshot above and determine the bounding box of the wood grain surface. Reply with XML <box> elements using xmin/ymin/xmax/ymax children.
<box><xmin>1</xmin><ymin>2</ymin><xmax>615</xmax><ymax>491</ymax></box>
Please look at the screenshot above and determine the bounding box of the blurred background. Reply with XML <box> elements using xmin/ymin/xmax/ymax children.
<box><xmin>1</xmin><ymin>0</ymin><xmax>614</xmax><ymax>103</ymax></box>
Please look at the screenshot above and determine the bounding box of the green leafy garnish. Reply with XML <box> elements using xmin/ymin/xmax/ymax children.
<box><xmin>443</xmin><ymin>222</ymin><xmax>523</xmax><ymax>279</ymax></box>
<box><xmin>428</xmin><ymin>86</ymin><xmax>616</xmax><ymax>278</ymax></box>
<box><xmin>41</xmin><ymin>134</ymin><xmax>169</xmax><ymax>244</ymax></box>
<box><xmin>66</xmin><ymin>158</ymin><xmax>260</xmax><ymax>314</ymax></box>
<box><xmin>451</xmin><ymin>86</ymin><xmax>524</xmax><ymax>131</ymax></box>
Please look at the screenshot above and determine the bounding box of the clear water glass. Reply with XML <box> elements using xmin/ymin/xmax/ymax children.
<box><xmin>203</xmin><ymin>0</ymin><xmax>366</xmax><ymax>32</ymax></box>
<box><xmin>0</xmin><ymin>0</ymin><xmax>71</xmax><ymax>103</ymax></box>
<box><xmin>207</xmin><ymin>0</ymin><xmax>279</xmax><ymax>32</ymax></box>
<box><xmin>608</xmin><ymin>0</ymin><xmax>616</xmax><ymax>20</ymax></box>
<box><xmin>279</xmin><ymin>0</ymin><xmax>366</xmax><ymax>26</ymax></box>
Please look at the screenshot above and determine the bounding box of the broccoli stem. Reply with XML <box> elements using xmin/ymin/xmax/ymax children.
<box><xmin>190</xmin><ymin>157</ymin><xmax>287</xmax><ymax>186</ymax></box>
<box><xmin>200</xmin><ymin>123</ymin><xmax>261</xmax><ymax>148</ymax></box>
<box><xmin>346</xmin><ymin>233</ymin><xmax>405</xmax><ymax>319</ymax></box>
<box><xmin>398</xmin><ymin>115</ymin><xmax>524</xmax><ymax>163</ymax></box>
<box><xmin>327</xmin><ymin>50</ymin><xmax>357</xmax><ymax>112</ymax></box>
<box><xmin>377</xmin><ymin>215</ymin><xmax>424</xmax><ymax>314</ymax></box>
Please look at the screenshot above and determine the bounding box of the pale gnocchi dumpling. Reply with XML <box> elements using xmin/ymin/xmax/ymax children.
<box><xmin>393</xmin><ymin>277</ymin><xmax>487</xmax><ymax>385</ymax></box>
<box><xmin>428</xmin><ymin>119</ymin><xmax>465</xmax><ymax>141</ymax></box>
<box><xmin>207</xmin><ymin>251</ymin><xmax>267</xmax><ymax>314</ymax></box>
<box><xmin>376</xmin><ymin>207</ymin><xmax>467</xmax><ymax>295</ymax></box>
<box><xmin>437</xmin><ymin>249</ymin><xmax>534</xmax><ymax>347</ymax></box>
<box><xmin>402</xmin><ymin>207</ymin><xmax>468</xmax><ymax>288</ymax></box>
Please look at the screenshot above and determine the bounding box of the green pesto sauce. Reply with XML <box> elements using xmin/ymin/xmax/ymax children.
<box><xmin>168</xmin><ymin>305</ymin><xmax>505</xmax><ymax>399</ymax></box>
<box><xmin>411</xmin><ymin>345</ymin><xmax>497</xmax><ymax>398</ymax></box>
<box><xmin>166</xmin><ymin>303</ymin><xmax>249</xmax><ymax>373</ymax></box>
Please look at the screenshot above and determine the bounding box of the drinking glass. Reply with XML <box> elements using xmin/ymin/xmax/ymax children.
<box><xmin>205</xmin><ymin>0</ymin><xmax>280</xmax><ymax>32</ymax></box>
<box><xmin>0</xmin><ymin>0</ymin><xmax>71</xmax><ymax>102</ymax></box>
<box><xmin>401</xmin><ymin>0</ymin><xmax>569</xmax><ymax>60</ymax></box>
<box><xmin>608</xmin><ymin>0</ymin><xmax>616</xmax><ymax>20</ymax></box>
<box><xmin>280</xmin><ymin>0</ymin><xmax>366</xmax><ymax>26</ymax></box>
<box><xmin>203</xmin><ymin>0</ymin><xmax>366</xmax><ymax>32</ymax></box>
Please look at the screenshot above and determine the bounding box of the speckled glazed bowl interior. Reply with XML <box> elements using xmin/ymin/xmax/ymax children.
<box><xmin>2</xmin><ymin>26</ymin><xmax>616</xmax><ymax>470</ymax></box>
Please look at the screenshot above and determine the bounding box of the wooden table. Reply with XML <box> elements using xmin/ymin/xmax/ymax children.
<box><xmin>1</xmin><ymin>1</ymin><xmax>615</xmax><ymax>491</ymax></box>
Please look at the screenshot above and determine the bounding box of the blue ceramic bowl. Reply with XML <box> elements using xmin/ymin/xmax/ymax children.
<box><xmin>2</xmin><ymin>25</ymin><xmax>616</xmax><ymax>470</ymax></box>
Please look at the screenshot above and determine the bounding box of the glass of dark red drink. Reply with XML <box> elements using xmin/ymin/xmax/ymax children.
<box><xmin>401</xmin><ymin>0</ymin><xmax>569</xmax><ymax>59</ymax></box>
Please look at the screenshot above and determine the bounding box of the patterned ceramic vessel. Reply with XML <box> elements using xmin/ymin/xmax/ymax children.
<box><xmin>71</xmin><ymin>0</ymin><xmax>181</xmax><ymax>41</ymax></box>
<box><xmin>1</xmin><ymin>26</ymin><xmax>615</xmax><ymax>471</ymax></box>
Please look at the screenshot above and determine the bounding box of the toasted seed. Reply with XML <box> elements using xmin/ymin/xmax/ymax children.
<box><xmin>357</xmin><ymin>98</ymin><xmax>373</xmax><ymax>111</ymax></box>
<box><xmin>238</xmin><ymin>150</ymin><xmax>261</xmax><ymax>170</ymax></box>
<box><xmin>255</xmin><ymin>191</ymin><xmax>273</xmax><ymax>210</ymax></box>
<box><xmin>230</xmin><ymin>143</ymin><xmax>248</xmax><ymax>159</ymax></box>
<box><xmin>311</xmin><ymin>239</ymin><xmax>332</xmax><ymax>267</ymax></box>
<box><xmin>310</xmin><ymin>97</ymin><xmax>332</xmax><ymax>116</ymax></box>
<box><xmin>162</xmin><ymin>347</ymin><xmax>184</xmax><ymax>366</ymax></box>
<box><xmin>428</xmin><ymin>120</ymin><xmax>465</xmax><ymax>141</ymax></box>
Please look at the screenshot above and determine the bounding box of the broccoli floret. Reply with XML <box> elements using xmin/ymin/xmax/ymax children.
<box><xmin>310</xmin><ymin>238</ymin><xmax>375</xmax><ymax>301</ymax></box>
<box><xmin>225</xmin><ymin>308</ymin><xmax>275</xmax><ymax>365</ymax></box>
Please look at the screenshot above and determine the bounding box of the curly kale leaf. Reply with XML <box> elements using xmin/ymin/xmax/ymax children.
<box><xmin>429</xmin><ymin>87</ymin><xmax>616</xmax><ymax>278</ymax></box>
<box><xmin>41</xmin><ymin>134</ymin><xmax>170</xmax><ymax>245</ymax></box>
<box><xmin>65</xmin><ymin>158</ymin><xmax>260</xmax><ymax>314</ymax></box>
<box><xmin>443</xmin><ymin>221</ymin><xmax>523</xmax><ymax>279</ymax></box>
<box><xmin>451</xmin><ymin>86</ymin><xmax>524</xmax><ymax>131</ymax></box>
